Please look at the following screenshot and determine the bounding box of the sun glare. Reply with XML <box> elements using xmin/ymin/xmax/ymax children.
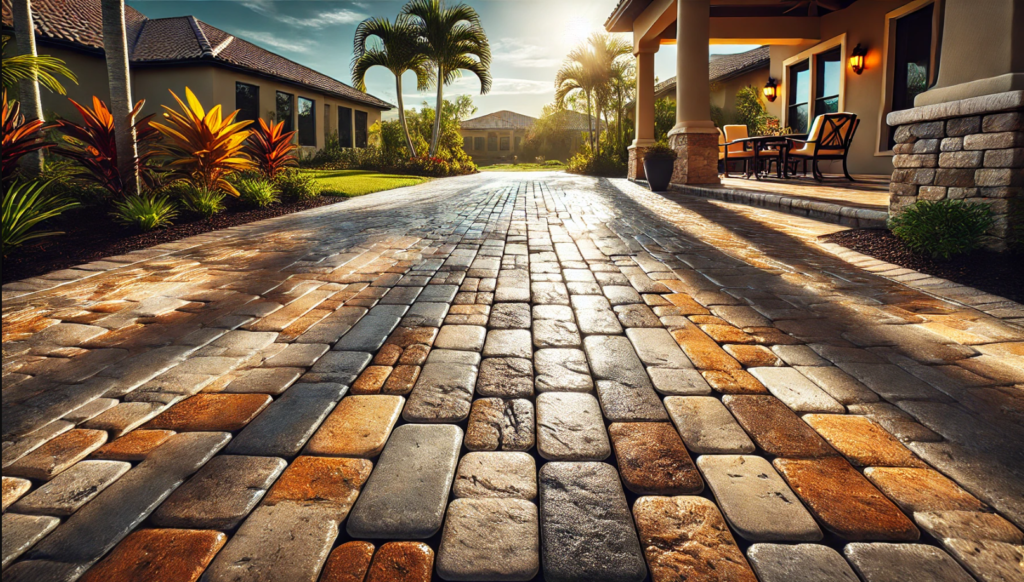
<box><xmin>566</xmin><ymin>16</ymin><xmax>593</xmax><ymax>46</ymax></box>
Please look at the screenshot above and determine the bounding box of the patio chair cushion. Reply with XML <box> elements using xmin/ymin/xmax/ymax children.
<box><xmin>723</xmin><ymin>125</ymin><xmax>749</xmax><ymax>154</ymax></box>
<box><xmin>790</xmin><ymin>114</ymin><xmax>855</xmax><ymax>157</ymax></box>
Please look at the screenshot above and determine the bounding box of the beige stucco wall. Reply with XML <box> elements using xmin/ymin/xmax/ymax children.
<box><xmin>458</xmin><ymin>128</ymin><xmax>526</xmax><ymax>164</ymax></box>
<box><xmin>711</xmin><ymin>67</ymin><xmax>770</xmax><ymax>115</ymax></box>
<box><xmin>32</xmin><ymin>45</ymin><xmax>383</xmax><ymax>152</ymax></box>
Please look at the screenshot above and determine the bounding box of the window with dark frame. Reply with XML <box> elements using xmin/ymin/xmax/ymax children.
<box><xmin>487</xmin><ymin>135</ymin><xmax>497</xmax><ymax>151</ymax></box>
<box><xmin>354</xmin><ymin>110</ymin><xmax>368</xmax><ymax>148</ymax></box>
<box><xmin>500</xmin><ymin>136</ymin><xmax>510</xmax><ymax>151</ymax></box>
<box><xmin>276</xmin><ymin>91</ymin><xmax>294</xmax><ymax>134</ymax></box>
<box><xmin>338</xmin><ymin>106</ymin><xmax>353</xmax><ymax>148</ymax></box>
<box><xmin>474</xmin><ymin>137</ymin><xmax>485</xmax><ymax>151</ymax></box>
<box><xmin>324</xmin><ymin>104</ymin><xmax>330</xmax><ymax>141</ymax></box>
<box><xmin>297</xmin><ymin>97</ymin><xmax>315</xmax><ymax>147</ymax></box>
<box><xmin>235</xmin><ymin>82</ymin><xmax>259</xmax><ymax>123</ymax></box>
<box><xmin>464</xmin><ymin>136</ymin><xmax>472</xmax><ymax>150</ymax></box>
<box><xmin>888</xmin><ymin>3</ymin><xmax>935</xmax><ymax>149</ymax></box>
<box><xmin>787</xmin><ymin>60</ymin><xmax>810</xmax><ymax>134</ymax></box>
<box><xmin>814</xmin><ymin>47</ymin><xmax>842</xmax><ymax>118</ymax></box>
<box><xmin>515</xmin><ymin>136</ymin><xmax>522</xmax><ymax>151</ymax></box>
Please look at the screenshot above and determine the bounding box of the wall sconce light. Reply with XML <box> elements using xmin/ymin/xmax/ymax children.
<box><xmin>762</xmin><ymin>77</ymin><xmax>778</xmax><ymax>102</ymax></box>
<box><xmin>850</xmin><ymin>44</ymin><xmax>867</xmax><ymax>75</ymax></box>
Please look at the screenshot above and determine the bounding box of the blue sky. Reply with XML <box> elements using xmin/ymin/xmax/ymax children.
<box><xmin>128</xmin><ymin>0</ymin><xmax>757</xmax><ymax>120</ymax></box>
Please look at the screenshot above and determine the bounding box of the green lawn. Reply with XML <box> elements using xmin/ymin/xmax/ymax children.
<box><xmin>478</xmin><ymin>162</ymin><xmax>566</xmax><ymax>172</ymax></box>
<box><xmin>302</xmin><ymin>169</ymin><xmax>428</xmax><ymax>197</ymax></box>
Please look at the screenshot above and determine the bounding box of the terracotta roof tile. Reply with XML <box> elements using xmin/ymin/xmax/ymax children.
<box><xmin>460</xmin><ymin>109</ymin><xmax>604</xmax><ymax>132</ymax></box>
<box><xmin>655</xmin><ymin>45</ymin><xmax>770</xmax><ymax>95</ymax></box>
<box><xmin>2</xmin><ymin>0</ymin><xmax>391</xmax><ymax>109</ymax></box>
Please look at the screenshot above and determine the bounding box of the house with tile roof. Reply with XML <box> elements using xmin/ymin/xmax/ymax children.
<box><xmin>1</xmin><ymin>0</ymin><xmax>392</xmax><ymax>151</ymax></box>
<box><xmin>459</xmin><ymin>109</ymin><xmax>604</xmax><ymax>163</ymax></box>
<box><xmin>653</xmin><ymin>46</ymin><xmax>770</xmax><ymax>114</ymax></box>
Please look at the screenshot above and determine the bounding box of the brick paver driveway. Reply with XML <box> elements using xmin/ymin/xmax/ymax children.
<box><xmin>3</xmin><ymin>172</ymin><xmax>1023</xmax><ymax>582</ymax></box>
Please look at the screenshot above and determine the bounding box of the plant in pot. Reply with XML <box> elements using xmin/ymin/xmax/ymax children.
<box><xmin>643</xmin><ymin>141</ymin><xmax>676</xmax><ymax>191</ymax></box>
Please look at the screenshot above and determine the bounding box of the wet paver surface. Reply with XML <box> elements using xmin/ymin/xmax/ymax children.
<box><xmin>2</xmin><ymin>172</ymin><xmax>1023</xmax><ymax>581</ymax></box>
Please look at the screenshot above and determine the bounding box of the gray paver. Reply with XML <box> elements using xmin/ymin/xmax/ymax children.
<box><xmin>435</xmin><ymin>325</ymin><xmax>487</xmax><ymax>351</ymax></box>
<box><xmin>303</xmin><ymin>351</ymin><xmax>372</xmax><ymax>384</ymax></box>
<box><xmin>465</xmin><ymin>398</ymin><xmax>535</xmax><ymax>452</ymax></box>
<box><xmin>403</xmin><ymin>362</ymin><xmax>478</xmax><ymax>423</ymax></box>
<box><xmin>647</xmin><ymin>367</ymin><xmax>712</xmax><ymax>395</ymax></box>
<box><xmin>796</xmin><ymin>366</ymin><xmax>880</xmax><ymax>404</ymax></box>
<box><xmin>402</xmin><ymin>302</ymin><xmax>449</xmax><ymax>327</ymax></box>
<box><xmin>538</xmin><ymin>462</ymin><xmax>646</xmax><ymax>582</ymax></box>
<box><xmin>747</xmin><ymin>544</ymin><xmax>860</xmax><ymax>582</ymax></box>
<box><xmin>749</xmin><ymin>367</ymin><xmax>845</xmax><ymax>413</ymax></box>
<box><xmin>263</xmin><ymin>343</ymin><xmax>330</xmax><ymax>368</ymax></box>
<box><xmin>625</xmin><ymin>327</ymin><xmax>692</xmax><ymax>368</ymax></box>
<box><xmin>844</xmin><ymin>543</ymin><xmax>975</xmax><ymax>582</ymax></box>
<box><xmin>347</xmin><ymin>424</ymin><xmax>463</xmax><ymax>539</ymax></box>
<box><xmin>697</xmin><ymin>455</ymin><xmax>822</xmax><ymax>542</ymax></box>
<box><xmin>437</xmin><ymin>498</ymin><xmax>539</xmax><ymax>582</ymax></box>
<box><xmin>664</xmin><ymin>396</ymin><xmax>755</xmax><ymax>454</ymax></box>
<box><xmin>225</xmin><ymin>383</ymin><xmax>348</xmax><ymax>456</ymax></box>
<box><xmin>534</xmin><ymin>349</ymin><xmax>593</xmax><ymax>393</ymax></box>
<box><xmin>333</xmin><ymin>313</ymin><xmax>401</xmax><ymax>352</ymax></box>
<box><xmin>477</xmin><ymin>357</ymin><xmax>534</xmax><ymax>398</ymax></box>
<box><xmin>536</xmin><ymin>392</ymin><xmax>610</xmax><ymax>461</ymax></box>
<box><xmin>453</xmin><ymin>452</ymin><xmax>537</xmax><ymax>500</ymax></box>
<box><xmin>2</xmin><ymin>513</ymin><xmax>60</xmax><ymax>569</ymax></box>
<box><xmin>483</xmin><ymin>329</ymin><xmax>533</xmax><ymax>358</ymax></box>
<box><xmin>223</xmin><ymin>367</ymin><xmax>302</xmax><ymax>395</ymax></box>
<box><xmin>489</xmin><ymin>303</ymin><xmax>532</xmax><ymax>329</ymax></box>
<box><xmin>11</xmin><ymin>460</ymin><xmax>129</xmax><ymax>517</ymax></box>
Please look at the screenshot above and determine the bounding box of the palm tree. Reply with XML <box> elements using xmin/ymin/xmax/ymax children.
<box><xmin>556</xmin><ymin>33</ymin><xmax>632</xmax><ymax>152</ymax></box>
<box><xmin>555</xmin><ymin>56</ymin><xmax>599</xmax><ymax>150</ymax></box>
<box><xmin>10</xmin><ymin>0</ymin><xmax>46</xmax><ymax>172</ymax></box>
<box><xmin>100</xmin><ymin>0</ymin><xmax>139</xmax><ymax>195</ymax></box>
<box><xmin>401</xmin><ymin>0</ymin><xmax>491</xmax><ymax>157</ymax></box>
<box><xmin>352</xmin><ymin>15</ymin><xmax>433</xmax><ymax>158</ymax></box>
<box><xmin>2</xmin><ymin>37</ymin><xmax>76</xmax><ymax>96</ymax></box>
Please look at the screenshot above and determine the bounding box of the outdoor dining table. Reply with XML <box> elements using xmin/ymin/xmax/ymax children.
<box><xmin>731</xmin><ymin>134</ymin><xmax>807</xmax><ymax>180</ymax></box>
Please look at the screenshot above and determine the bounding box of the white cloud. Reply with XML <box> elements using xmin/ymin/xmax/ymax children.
<box><xmin>234</xmin><ymin>30</ymin><xmax>314</xmax><ymax>53</ymax></box>
<box><xmin>402</xmin><ymin>76</ymin><xmax>553</xmax><ymax>100</ymax></box>
<box><xmin>242</xmin><ymin>1</ymin><xmax>367</xmax><ymax>28</ymax></box>
<box><xmin>491</xmin><ymin>38</ymin><xmax>561</xmax><ymax>68</ymax></box>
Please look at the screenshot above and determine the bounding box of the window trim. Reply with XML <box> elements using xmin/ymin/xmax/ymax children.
<box><xmin>782</xmin><ymin>33</ymin><xmax>847</xmax><ymax>135</ymax></box>
<box><xmin>474</xmin><ymin>136</ymin><xmax>485</xmax><ymax>151</ymax></box>
<box><xmin>875</xmin><ymin>0</ymin><xmax>943</xmax><ymax>156</ymax></box>
<box><xmin>297</xmin><ymin>96</ymin><xmax>316</xmax><ymax>147</ymax></box>
<box><xmin>499</xmin><ymin>136</ymin><xmax>510</xmax><ymax>151</ymax></box>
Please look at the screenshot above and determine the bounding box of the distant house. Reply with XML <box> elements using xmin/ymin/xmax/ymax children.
<box><xmin>1</xmin><ymin>0</ymin><xmax>392</xmax><ymax>152</ymax></box>
<box><xmin>653</xmin><ymin>46</ymin><xmax>770</xmax><ymax>118</ymax></box>
<box><xmin>459</xmin><ymin>109</ymin><xmax>604</xmax><ymax>164</ymax></box>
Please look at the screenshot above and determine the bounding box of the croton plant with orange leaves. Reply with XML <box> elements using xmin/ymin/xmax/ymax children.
<box><xmin>244</xmin><ymin>118</ymin><xmax>299</xmax><ymax>179</ymax></box>
<box><xmin>2</xmin><ymin>89</ymin><xmax>53</xmax><ymax>176</ymax></box>
<box><xmin>150</xmin><ymin>88</ymin><xmax>254</xmax><ymax>196</ymax></box>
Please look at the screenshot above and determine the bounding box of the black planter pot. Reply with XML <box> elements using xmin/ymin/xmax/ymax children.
<box><xmin>643</xmin><ymin>156</ymin><xmax>675</xmax><ymax>191</ymax></box>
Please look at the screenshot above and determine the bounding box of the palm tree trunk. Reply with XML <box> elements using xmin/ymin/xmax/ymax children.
<box><xmin>585</xmin><ymin>89</ymin><xmax>594</xmax><ymax>152</ymax></box>
<box><xmin>429</xmin><ymin>65</ymin><xmax>443</xmax><ymax>157</ymax></box>
<box><xmin>12</xmin><ymin>0</ymin><xmax>44</xmax><ymax>174</ymax></box>
<box><xmin>101</xmin><ymin>0</ymin><xmax>139</xmax><ymax>196</ymax></box>
<box><xmin>395</xmin><ymin>75</ymin><xmax>417</xmax><ymax>158</ymax></box>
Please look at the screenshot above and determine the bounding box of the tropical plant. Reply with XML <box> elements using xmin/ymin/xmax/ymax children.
<box><xmin>2</xmin><ymin>90</ymin><xmax>52</xmax><ymax>178</ymax></box>
<box><xmin>276</xmin><ymin>170</ymin><xmax>323</xmax><ymax>201</ymax></box>
<box><xmin>2</xmin><ymin>180</ymin><xmax>79</xmax><ymax>255</ymax></box>
<box><xmin>352</xmin><ymin>15</ymin><xmax>433</xmax><ymax>157</ymax></box>
<box><xmin>1</xmin><ymin>36</ymin><xmax>77</xmax><ymax>95</ymax></box>
<box><xmin>401</xmin><ymin>0</ymin><xmax>491</xmax><ymax>156</ymax></box>
<box><xmin>112</xmin><ymin>193</ymin><xmax>177</xmax><ymax>231</ymax></box>
<box><xmin>644</xmin><ymin>141</ymin><xmax>677</xmax><ymax>160</ymax></box>
<box><xmin>180</xmin><ymin>185</ymin><xmax>226</xmax><ymax>218</ymax></box>
<box><xmin>150</xmin><ymin>88</ymin><xmax>254</xmax><ymax>196</ymax></box>
<box><xmin>244</xmin><ymin>118</ymin><xmax>298</xmax><ymax>179</ymax></box>
<box><xmin>405</xmin><ymin>95</ymin><xmax>475</xmax><ymax>167</ymax></box>
<box><xmin>51</xmin><ymin>96</ymin><xmax>161</xmax><ymax>197</ymax></box>
<box><xmin>889</xmin><ymin>200</ymin><xmax>994</xmax><ymax>260</ymax></box>
<box><xmin>236</xmin><ymin>177</ymin><xmax>280</xmax><ymax>208</ymax></box>
<box><xmin>97</xmin><ymin>0</ymin><xmax>141</xmax><ymax>193</ymax></box>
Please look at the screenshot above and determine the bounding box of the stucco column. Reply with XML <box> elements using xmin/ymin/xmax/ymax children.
<box><xmin>668</xmin><ymin>0</ymin><xmax>720</xmax><ymax>184</ymax></box>
<box><xmin>628</xmin><ymin>49</ymin><xmax>657</xmax><ymax>180</ymax></box>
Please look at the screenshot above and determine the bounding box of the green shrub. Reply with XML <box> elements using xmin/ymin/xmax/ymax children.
<box><xmin>180</xmin><ymin>185</ymin><xmax>226</xmax><ymax>219</ymax></box>
<box><xmin>644</xmin><ymin>141</ymin><xmax>677</xmax><ymax>161</ymax></box>
<box><xmin>889</xmin><ymin>199</ymin><xmax>994</xmax><ymax>259</ymax></box>
<box><xmin>2</xmin><ymin>180</ymin><xmax>79</xmax><ymax>255</ymax></box>
<box><xmin>565</xmin><ymin>141</ymin><xmax>627</xmax><ymax>177</ymax></box>
<box><xmin>236</xmin><ymin>177</ymin><xmax>280</xmax><ymax>208</ymax></box>
<box><xmin>112</xmin><ymin>194</ymin><xmax>177</xmax><ymax>232</ymax></box>
<box><xmin>276</xmin><ymin>170</ymin><xmax>323</xmax><ymax>201</ymax></box>
<box><xmin>544</xmin><ymin>159</ymin><xmax>563</xmax><ymax>166</ymax></box>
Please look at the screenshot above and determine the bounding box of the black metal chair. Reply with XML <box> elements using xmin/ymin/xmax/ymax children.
<box><xmin>786</xmin><ymin>113</ymin><xmax>860</xmax><ymax>182</ymax></box>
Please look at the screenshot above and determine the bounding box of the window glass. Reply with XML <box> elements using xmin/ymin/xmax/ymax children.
<box><xmin>814</xmin><ymin>48</ymin><xmax>842</xmax><ymax>117</ymax></box>
<box><xmin>276</xmin><ymin>92</ymin><xmax>294</xmax><ymax>134</ymax></box>
<box><xmin>297</xmin><ymin>97</ymin><xmax>315</xmax><ymax>146</ymax></box>
<box><xmin>515</xmin><ymin>136</ymin><xmax>522</xmax><ymax>151</ymax></box>
<box><xmin>500</xmin><ymin>136</ymin><xmax>510</xmax><ymax>151</ymax></box>
<box><xmin>338</xmin><ymin>106</ymin><xmax>353</xmax><ymax>148</ymax></box>
<box><xmin>355</xmin><ymin>110</ymin><xmax>368</xmax><ymax>148</ymax></box>
<box><xmin>487</xmin><ymin>135</ymin><xmax>497</xmax><ymax>151</ymax></box>
<box><xmin>474</xmin><ymin>137</ymin><xmax>485</xmax><ymax>151</ymax></box>
<box><xmin>464</xmin><ymin>136</ymin><xmax>472</xmax><ymax>150</ymax></box>
<box><xmin>889</xmin><ymin>4</ymin><xmax>934</xmax><ymax>149</ymax></box>
<box><xmin>235</xmin><ymin>83</ymin><xmax>259</xmax><ymax>123</ymax></box>
<box><xmin>788</xmin><ymin>60</ymin><xmax>810</xmax><ymax>133</ymax></box>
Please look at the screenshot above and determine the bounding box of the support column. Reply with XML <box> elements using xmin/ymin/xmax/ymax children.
<box><xmin>668</xmin><ymin>0</ymin><xmax>720</xmax><ymax>185</ymax></box>
<box><xmin>628</xmin><ymin>49</ymin><xmax>657</xmax><ymax>180</ymax></box>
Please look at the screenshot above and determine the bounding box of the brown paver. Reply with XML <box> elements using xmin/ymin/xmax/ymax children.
<box><xmin>320</xmin><ymin>541</ymin><xmax>375</xmax><ymax>582</ymax></box>
<box><xmin>724</xmin><ymin>395</ymin><xmax>837</xmax><ymax>458</ymax></box>
<box><xmin>90</xmin><ymin>429</ymin><xmax>175</xmax><ymax>461</ymax></box>
<box><xmin>144</xmin><ymin>394</ymin><xmax>272</xmax><ymax>432</ymax></box>
<box><xmin>723</xmin><ymin>344</ymin><xmax>783</xmax><ymax>367</ymax></box>
<box><xmin>350</xmin><ymin>366</ymin><xmax>392</xmax><ymax>395</ymax></box>
<box><xmin>78</xmin><ymin>528</ymin><xmax>226</xmax><ymax>582</ymax></box>
<box><xmin>365</xmin><ymin>541</ymin><xmax>434</xmax><ymax>582</ymax></box>
<box><xmin>774</xmin><ymin>457</ymin><xmax>921</xmax><ymax>541</ymax></box>
<box><xmin>2</xmin><ymin>477</ymin><xmax>32</xmax><ymax>512</ymax></box>
<box><xmin>608</xmin><ymin>422</ymin><xmax>703</xmax><ymax>495</ymax></box>
<box><xmin>262</xmin><ymin>456</ymin><xmax>372</xmax><ymax>519</ymax></box>
<box><xmin>5</xmin><ymin>429</ymin><xmax>108</xmax><ymax>480</ymax></box>
<box><xmin>804</xmin><ymin>414</ymin><xmax>927</xmax><ymax>468</ymax></box>
<box><xmin>382</xmin><ymin>364</ymin><xmax>420</xmax><ymax>394</ymax></box>
<box><xmin>864</xmin><ymin>467</ymin><xmax>988</xmax><ymax>513</ymax></box>
<box><xmin>305</xmin><ymin>395</ymin><xmax>404</xmax><ymax>457</ymax></box>
<box><xmin>632</xmin><ymin>496</ymin><xmax>758</xmax><ymax>582</ymax></box>
<box><xmin>701</xmin><ymin>369</ymin><xmax>768</xmax><ymax>394</ymax></box>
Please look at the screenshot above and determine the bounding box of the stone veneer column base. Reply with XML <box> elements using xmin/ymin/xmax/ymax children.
<box><xmin>668</xmin><ymin>132</ymin><xmax>720</xmax><ymax>185</ymax></box>
<box><xmin>887</xmin><ymin>90</ymin><xmax>1024</xmax><ymax>252</ymax></box>
<box><xmin>628</xmin><ymin>146</ymin><xmax>649</xmax><ymax>181</ymax></box>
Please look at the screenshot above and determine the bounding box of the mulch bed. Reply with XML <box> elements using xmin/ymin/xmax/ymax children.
<box><xmin>2</xmin><ymin>196</ymin><xmax>346</xmax><ymax>285</ymax></box>
<box><xmin>822</xmin><ymin>229</ymin><xmax>1024</xmax><ymax>303</ymax></box>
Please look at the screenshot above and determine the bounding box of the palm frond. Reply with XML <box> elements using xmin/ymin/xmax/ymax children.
<box><xmin>1</xmin><ymin>37</ymin><xmax>77</xmax><ymax>95</ymax></box>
